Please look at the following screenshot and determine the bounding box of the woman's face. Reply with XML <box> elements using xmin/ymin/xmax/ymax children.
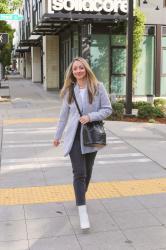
<box><xmin>72</xmin><ymin>60</ymin><xmax>86</xmax><ymax>81</ymax></box>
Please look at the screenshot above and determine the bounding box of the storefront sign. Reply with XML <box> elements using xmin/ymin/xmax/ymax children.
<box><xmin>0</xmin><ymin>14</ymin><xmax>23</xmax><ymax>21</ymax></box>
<box><xmin>49</xmin><ymin>0</ymin><xmax>128</xmax><ymax>14</ymax></box>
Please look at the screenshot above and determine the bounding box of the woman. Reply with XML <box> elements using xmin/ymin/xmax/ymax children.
<box><xmin>53</xmin><ymin>57</ymin><xmax>112</xmax><ymax>230</ymax></box>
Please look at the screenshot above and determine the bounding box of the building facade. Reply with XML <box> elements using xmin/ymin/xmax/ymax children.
<box><xmin>15</xmin><ymin>0</ymin><xmax>166</xmax><ymax>97</ymax></box>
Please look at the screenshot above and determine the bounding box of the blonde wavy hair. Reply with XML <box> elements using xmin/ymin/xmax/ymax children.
<box><xmin>60</xmin><ymin>57</ymin><xmax>98</xmax><ymax>104</ymax></box>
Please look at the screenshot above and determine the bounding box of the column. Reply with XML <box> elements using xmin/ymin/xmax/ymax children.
<box><xmin>31</xmin><ymin>47</ymin><xmax>42</xmax><ymax>83</ymax></box>
<box><xmin>25</xmin><ymin>52</ymin><xmax>32</xmax><ymax>79</ymax></box>
<box><xmin>43</xmin><ymin>35</ymin><xmax>59</xmax><ymax>90</ymax></box>
<box><xmin>19</xmin><ymin>57</ymin><xmax>25</xmax><ymax>78</ymax></box>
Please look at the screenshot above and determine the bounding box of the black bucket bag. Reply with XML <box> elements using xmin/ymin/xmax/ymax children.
<box><xmin>72</xmin><ymin>84</ymin><xmax>106</xmax><ymax>148</ymax></box>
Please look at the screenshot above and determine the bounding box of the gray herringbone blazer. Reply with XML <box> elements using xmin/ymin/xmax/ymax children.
<box><xmin>54</xmin><ymin>82</ymin><xmax>112</xmax><ymax>156</ymax></box>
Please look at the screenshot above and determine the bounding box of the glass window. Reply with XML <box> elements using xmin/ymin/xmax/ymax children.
<box><xmin>162</xmin><ymin>48</ymin><xmax>166</xmax><ymax>75</ymax></box>
<box><xmin>161</xmin><ymin>77</ymin><xmax>166</xmax><ymax>96</ymax></box>
<box><xmin>112</xmin><ymin>48</ymin><xmax>126</xmax><ymax>74</ymax></box>
<box><xmin>111</xmin><ymin>35</ymin><xmax>126</xmax><ymax>46</ymax></box>
<box><xmin>111</xmin><ymin>76</ymin><xmax>126</xmax><ymax>95</ymax></box>
<box><xmin>161</xmin><ymin>28</ymin><xmax>166</xmax><ymax>96</ymax></box>
<box><xmin>72</xmin><ymin>31</ymin><xmax>79</xmax><ymax>59</ymax></box>
<box><xmin>162</xmin><ymin>37</ymin><xmax>166</xmax><ymax>47</ymax></box>
<box><xmin>111</xmin><ymin>35</ymin><xmax>126</xmax><ymax>95</ymax></box>
<box><xmin>135</xmin><ymin>35</ymin><xmax>154</xmax><ymax>95</ymax></box>
<box><xmin>90</xmin><ymin>34</ymin><xmax>110</xmax><ymax>92</ymax></box>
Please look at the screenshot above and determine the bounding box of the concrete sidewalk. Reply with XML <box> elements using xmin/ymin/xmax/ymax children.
<box><xmin>0</xmin><ymin>76</ymin><xmax>166</xmax><ymax>250</ymax></box>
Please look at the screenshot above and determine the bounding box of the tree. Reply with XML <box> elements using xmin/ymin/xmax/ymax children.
<box><xmin>0</xmin><ymin>0</ymin><xmax>22</xmax><ymax>13</ymax></box>
<box><xmin>0</xmin><ymin>21</ymin><xmax>14</xmax><ymax>67</ymax></box>
<box><xmin>133</xmin><ymin>8</ymin><xmax>146</xmax><ymax>89</ymax></box>
<box><xmin>0</xmin><ymin>0</ymin><xmax>22</xmax><ymax>68</ymax></box>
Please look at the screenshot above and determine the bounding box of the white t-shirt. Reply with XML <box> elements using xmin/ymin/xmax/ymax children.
<box><xmin>79</xmin><ymin>88</ymin><xmax>86</xmax><ymax>103</ymax></box>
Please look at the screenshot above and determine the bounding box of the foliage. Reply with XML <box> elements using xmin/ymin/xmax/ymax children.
<box><xmin>0</xmin><ymin>0</ymin><xmax>21</xmax><ymax>67</ymax></box>
<box><xmin>117</xmin><ymin>99</ymin><xmax>126</xmax><ymax>107</ymax></box>
<box><xmin>132</xmin><ymin>101</ymin><xmax>150</xmax><ymax>109</ymax></box>
<box><xmin>154</xmin><ymin>98</ymin><xmax>166</xmax><ymax>108</ymax></box>
<box><xmin>0</xmin><ymin>0</ymin><xmax>22</xmax><ymax>13</ymax></box>
<box><xmin>0</xmin><ymin>21</ymin><xmax>14</xmax><ymax>67</ymax></box>
<box><xmin>133</xmin><ymin>8</ymin><xmax>146</xmax><ymax>90</ymax></box>
<box><xmin>110</xmin><ymin>102</ymin><xmax>125</xmax><ymax>120</ymax></box>
<box><xmin>138</xmin><ymin>104</ymin><xmax>165</xmax><ymax>119</ymax></box>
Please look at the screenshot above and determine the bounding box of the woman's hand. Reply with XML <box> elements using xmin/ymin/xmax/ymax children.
<box><xmin>53</xmin><ymin>139</ymin><xmax>60</xmax><ymax>147</ymax></box>
<box><xmin>79</xmin><ymin>115</ymin><xmax>90</xmax><ymax>125</ymax></box>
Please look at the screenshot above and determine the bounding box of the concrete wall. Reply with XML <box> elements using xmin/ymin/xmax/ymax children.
<box><xmin>42</xmin><ymin>0</ymin><xmax>48</xmax><ymax>14</ymax></box>
<box><xmin>43</xmin><ymin>35</ymin><xmax>59</xmax><ymax>90</ymax></box>
<box><xmin>25</xmin><ymin>52</ymin><xmax>32</xmax><ymax>79</ymax></box>
<box><xmin>31</xmin><ymin>47</ymin><xmax>42</xmax><ymax>83</ymax></box>
<box><xmin>19</xmin><ymin>57</ymin><xmax>25</xmax><ymax>78</ymax></box>
<box><xmin>140</xmin><ymin>0</ymin><xmax>166</xmax><ymax>24</ymax></box>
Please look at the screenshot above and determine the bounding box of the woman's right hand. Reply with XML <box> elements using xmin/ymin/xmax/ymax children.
<box><xmin>53</xmin><ymin>139</ymin><xmax>60</xmax><ymax>147</ymax></box>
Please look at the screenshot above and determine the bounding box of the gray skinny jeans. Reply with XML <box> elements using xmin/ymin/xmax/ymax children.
<box><xmin>69</xmin><ymin>123</ymin><xmax>97</xmax><ymax>206</ymax></box>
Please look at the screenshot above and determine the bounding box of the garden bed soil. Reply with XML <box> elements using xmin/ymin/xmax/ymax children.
<box><xmin>121</xmin><ymin>117</ymin><xmax>166</xmax><ymax>124</ymax></box>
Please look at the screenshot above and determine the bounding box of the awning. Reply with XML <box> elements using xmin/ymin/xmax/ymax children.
<box><xmin>15</xmin><ymin>46</ymin><xmax>31</xmax><ymax>53</ymax></box>
<box><xmin>31</xmin><ymin>11</ymin><xmax>128</xmax><ymax>35</ymax></box>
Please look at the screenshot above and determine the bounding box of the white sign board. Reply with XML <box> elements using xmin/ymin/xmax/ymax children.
<box><xmin>49</xmin><ymin>0</ymin><xmax>128</xmax><ymax>14</ymax></box>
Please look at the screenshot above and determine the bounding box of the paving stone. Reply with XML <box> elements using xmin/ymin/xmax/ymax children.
<box><xmin>149</xmin><ymin>207</ymin><xmax>166</xmax><ymax>225</ymax></box>
<box><xmin>0</xmin><ymin>240</ymin><xmax>29</xmax><ymax>250</ymax></box>
<box><xmin>101</xmin><ymin>197</ymin><xmax>144</xmax><ymax>212</ymax></box>
<box><xmin>29</xmin><ymin>235</ymin><xmax>81</xmax><ymax>250</ymax></box>
<box><xmin>124</xmin><ymin>226</ymin><xmax>166</xmax><ymax>249</ymax></box>
<box><xmin>26</xmin><ymin>216</ymin><xmax>74</xmax><ymax>239</ymax></box>
<box><xmin>0</xmin><ymin>205</ymin><xmax>24</xmax><ymax>221</ymax></box>
<box><xmin>24</xmin><ymin>202</ymin><xmax>67</xmax><ymax>219</ymax></box>
<box><xmin>111</xmin><ymin>209</ymin><xmax>161</xmax><ymax>230</ymax></box>
<box><xmin>0</xmin><ymin>220</ymin><xmax>27</xmax><ymax>241</ymax></box>
<box><xmin>77</xmin><ymin>231</ymin><xmax>135</xmax><ymax>250</ymax></box>
<box><xmin>136</xmin><ymin>194</ymin><xmax>166</xmax><ymax>208</ymax></box>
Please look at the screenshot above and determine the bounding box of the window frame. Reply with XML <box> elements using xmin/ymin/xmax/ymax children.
<box><xmin>161</xmin><ymin>26</ymin><xmax>166</xmax><ymax>77</ymax></box>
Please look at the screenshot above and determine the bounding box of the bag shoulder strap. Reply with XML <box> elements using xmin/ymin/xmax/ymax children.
<box><xmin>72</xmin><ymin>83</ymin><xmax>82</xmax><ymax>117</ymax></box>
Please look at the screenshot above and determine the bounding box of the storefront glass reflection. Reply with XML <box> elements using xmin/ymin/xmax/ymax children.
<box><xmin>135</xmin><ymin>36</ymin><xmax>154</xmax><ymax>95</ymax></box>
<box><xmin>111</xmin><ymin>34</ymin><xmax>126</xmax><ymax>95</ymax></box>
<box><xmin>161</xmin><ymin>36</ymin><xmax>166</xmax><ymax>96</ymax></box>
<box><xmin>90</xmin><ymin>34</ymin><xmax>110</xmax><ymax>92</ymax></box>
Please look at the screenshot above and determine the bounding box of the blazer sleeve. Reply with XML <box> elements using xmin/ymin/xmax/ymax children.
<box><xmin>88</xmin><ymin>83</ymin><xmax>112</xmax><ymax>122</ymax></box>
<box><xmin>54</xmin><ymin>93</ymin><xmax>70</xmax><ymax>140</ymax></box>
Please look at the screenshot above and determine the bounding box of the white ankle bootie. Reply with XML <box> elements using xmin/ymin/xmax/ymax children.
<box><xmin>78</xmin><ymin>205</ymin><xmax>90</xmax><ymax>230</ymax></box>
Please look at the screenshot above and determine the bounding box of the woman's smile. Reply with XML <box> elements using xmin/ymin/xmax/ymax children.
<box><xmin>72</xmin><ymin>61</ymin><xmax>86</xmax><ymax>81</ymax></box>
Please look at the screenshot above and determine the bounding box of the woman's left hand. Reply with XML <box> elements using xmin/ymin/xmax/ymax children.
<box><xmin>80</xmin><ymin>115</ymin><xmax>90</xmax><ymax>124</ymax></box>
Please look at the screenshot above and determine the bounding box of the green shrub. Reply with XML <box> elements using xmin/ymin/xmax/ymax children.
<box><xmin>138</xmin><ymin>104</ymin><xmax>165</xmax><ymax>119</ymax></box>
<box><xmin>111</xmin><ymin>102</ymin><xmax>125</xmax><ymax>120</ymax></box>
<box><xmin>154</xmin><ymin>99</ymin><xmax>166</xmax><ymax>117</ymax></box>
<box><xmin>154</xmin><ymin>98</ymin><xmax>166</xmax><ymax>107</ymax></box>
<box><xmin>153</xmin><ymin>106</ymin><xmax>165</xmax><ymax>118</ymax></box>
<box><xmin>132</xmin><ymin>101</ymin><xmax>150</xmax><ymax>109</ymax></box>
<box><xmin>117</xmin><ymin>99</ymin><xmax>126</xmax><ymax>106</ymax></box>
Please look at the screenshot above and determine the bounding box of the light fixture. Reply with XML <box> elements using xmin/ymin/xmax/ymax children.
<box><xmin>155</xmin><ymin>5</ymin><xmax>160</xmax><ymax>10</ymax></box>
<box><xmin>143</xmin><ymin>0</ymin><xmax>148</xmax><ymax>4</ymax></box>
